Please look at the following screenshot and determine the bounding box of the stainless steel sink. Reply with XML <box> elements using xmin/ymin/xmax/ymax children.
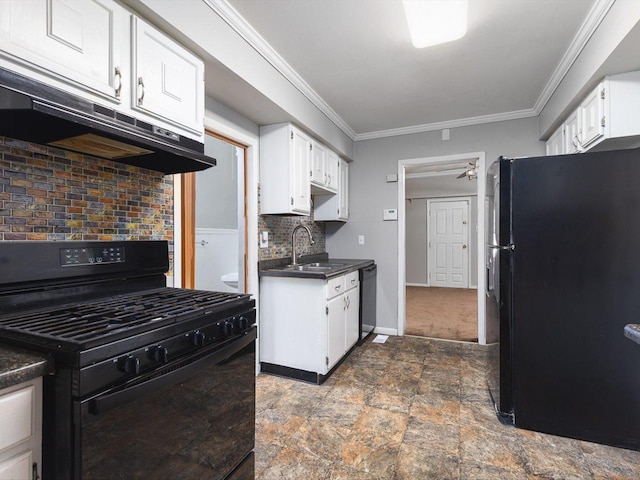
<box><xmin>308</xmin><ymin>262</ymin><xmax>345</xmax><ymax>267</ymax></box>
<box><xmin>287</xmin><ymin>265</ymin><xmax>333</xmax><ymax>272</ymax></box>
<box><xmin>276</xmin><ymin>262</ymin><xmax>347</xmax><ymax>273</ymax></box>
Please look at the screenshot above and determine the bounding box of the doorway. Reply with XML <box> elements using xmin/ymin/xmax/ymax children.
<box><xmin>398</xmin><ymin>152</ymin><xmax>486</xmax><ymax>344</ymax></box>
<box><xmin>181</xmin><ymin>131</ymin><xmax>248</xmax><ymax>293</ymax></box>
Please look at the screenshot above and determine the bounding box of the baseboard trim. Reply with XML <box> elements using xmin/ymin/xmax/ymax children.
<box><xmin>406</xmin><ymin>283</ymin><xmax>429</xmax><ymax>287</ymax></box>
<box><xmin>374</xmin><ymin>327</ymin><xmax>398</xmax><ymax>336</ymax></box>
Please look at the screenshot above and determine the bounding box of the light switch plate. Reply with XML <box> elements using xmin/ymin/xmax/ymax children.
<box><xmin>383</xmin><ymin>209</ymin><xmax>398</xmax><ymax>221</ymax></box>
<box><xmin>358</xmin><ymin>235</ymin><xmax>365</xmax><ymax>245</ymax></box>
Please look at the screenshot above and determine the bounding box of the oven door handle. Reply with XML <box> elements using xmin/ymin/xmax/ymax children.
<box><xmin>88</xmin><ymin>328</ymin><xmax>256</xmax><ymax>416</ymax></box>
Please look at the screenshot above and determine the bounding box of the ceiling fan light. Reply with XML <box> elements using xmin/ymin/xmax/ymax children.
<box><xmin>402</xmin><ymin>0</ymin><xmax>468</xmax><ymax>48</ymax></box>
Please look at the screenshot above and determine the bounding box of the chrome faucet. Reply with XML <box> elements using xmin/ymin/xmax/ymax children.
<box><xmin>291</xmin><ymin>225</ymin><xmax>315</xmax><ymax>265</ymax></box>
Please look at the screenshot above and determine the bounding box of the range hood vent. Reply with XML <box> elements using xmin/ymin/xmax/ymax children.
<box><xmin>0</xmin><ymin>68</ymin><xmax>215</xmax><ymax>174</ymax></box>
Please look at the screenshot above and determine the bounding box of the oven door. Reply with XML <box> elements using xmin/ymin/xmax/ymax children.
<box><xmin>75</xmin><ymin>327</ymin><xmax>256</xmax><ymax>480</ymax></box>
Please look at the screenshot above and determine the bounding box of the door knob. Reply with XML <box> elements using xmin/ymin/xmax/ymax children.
<box><xmin>463</xmin><ymin>244</ymin><xmax>468</xmax><ymax>249</ymax></box>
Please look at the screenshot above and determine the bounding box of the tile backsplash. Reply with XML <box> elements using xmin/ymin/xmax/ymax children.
<box><xmin>258</xmin><ymin>187</ymin><xmax>326</xmax><ymax>261</ymax></box>
<box><xmin>0</xmin><ymin>136</ymin><xmax>174</xmax><ymax>264</ymax></box>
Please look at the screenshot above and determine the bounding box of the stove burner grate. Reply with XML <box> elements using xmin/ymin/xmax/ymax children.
<box><xmin>0</xmin><ymin>287</ymin><xmax>250</xmax><ymax>349</ymax></box>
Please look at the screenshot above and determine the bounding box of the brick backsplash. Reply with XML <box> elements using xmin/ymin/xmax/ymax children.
<box><xmin>0</xmin><ymin>136</ymin><xmax>174</xmax><ymax>267</ymax></box>
<box><xmin>257</xmin><ymin>185</ymin><xmax>326</xmax><ymax>261</ymax></box>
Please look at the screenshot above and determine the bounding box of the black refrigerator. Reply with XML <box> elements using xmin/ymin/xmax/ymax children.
<box><xmin>486</xmin><ymin>148</ymin><xmax>640</xmax><ymax>451</ymax></box>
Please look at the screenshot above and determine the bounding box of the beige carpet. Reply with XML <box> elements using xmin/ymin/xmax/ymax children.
<box><xmin>406</xmin><ymin>286</ymin><xmax>478</xmax><ymax>342</ymax></box>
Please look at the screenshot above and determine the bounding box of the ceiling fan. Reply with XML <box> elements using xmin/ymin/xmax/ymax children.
<box><xmin>456</xmin><ymin>160</ymin><xmax>478</xmax><ymax>180</ymax></box>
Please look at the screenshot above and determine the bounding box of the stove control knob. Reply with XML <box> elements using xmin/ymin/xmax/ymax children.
<box><xmin>222</xmin><ymin>321</ymin><xmax>234</xmax><ymax>336</ymax></box>
<box><xmin>150</xmin><ymin>346</ymin><xmax>169</xmax><ymax>363</ymax></box>
<box><xmin>117</xmin><ymin>355</ymin><xmax>140</xmax><ymax>375</ymax></box>
<box><xmin>236</xmin><ymin>316</ymin><xmax>249</xmax><ymax>330</ymax></box>
<box><xmin>191</xmin><ymin>331</ymin><xmax>206</xmax><ymax>347</ymax></box>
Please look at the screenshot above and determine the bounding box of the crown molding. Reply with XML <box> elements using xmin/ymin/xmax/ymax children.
<box><xmin>204</xmin><ymin>0</ymin><xmax>357</xmax><ymax>140</ymax></box>
<box><xmin>532</xmin><ymin>0</ymin><xmax>615</xmax><ymax>114</ymax></box>
<box><xmin>354</xmin><ymin>108</ymin><xmax>538</xmax><ymax>141</ymax></box>
<box><xmin>204</xmin><ymin>0</ymin><xmax>613</xmax><ymax>143</ymax></box>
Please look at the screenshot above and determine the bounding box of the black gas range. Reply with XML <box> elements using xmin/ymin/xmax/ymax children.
<box><xmin>0</xmin><ymin>241</ymin><xmax>256</xmax><ymax>480</ymax></box>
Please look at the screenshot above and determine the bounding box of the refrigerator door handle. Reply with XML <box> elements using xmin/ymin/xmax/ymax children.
<box><xmin>488</xmin><ymin>244</ymin><xmax>515</xmax><ymax>251</ymax></box>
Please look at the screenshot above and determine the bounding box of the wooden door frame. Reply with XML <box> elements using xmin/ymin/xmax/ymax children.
<box><xmin>181</xmin><ymin>130</ymin><xmax>248</xmax><ymax>291</ymax></box>
<box><xmin>426</xmin><ymin>196</ymin><xmax>471</xmax><ymax>288</ymax></box>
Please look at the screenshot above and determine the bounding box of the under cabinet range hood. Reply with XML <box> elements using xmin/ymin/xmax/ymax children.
<box><xmin>0</xmin><ymin>68</ymin><xmax>216</xmax><ymax>174</ymax></box>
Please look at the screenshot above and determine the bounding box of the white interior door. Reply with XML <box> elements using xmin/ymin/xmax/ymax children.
<box><xmin>428</xmin><ymin>199</ymin><xmax>469</xmax><ymax>288</ymax></box>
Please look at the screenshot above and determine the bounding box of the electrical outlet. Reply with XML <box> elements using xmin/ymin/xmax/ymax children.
<box><xmin>358</xmin><ymin>235</ymin><xmax>365</xmax><ymax>245</ymax></box>
<box><xmin>259</xmin><ymin>231</ymin><xmax>269</xmax><ymax>248</ymax></box>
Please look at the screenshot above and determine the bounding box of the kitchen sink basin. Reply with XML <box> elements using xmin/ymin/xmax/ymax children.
<box><xmin>288</xmin><ymin>265</ymin><xmax>333</xmax><ymax>272</ymax></box>
<box><xmin>275</xmin><ymin>262</ymin><xmax>347</xmax><ymax>273</ymax></box>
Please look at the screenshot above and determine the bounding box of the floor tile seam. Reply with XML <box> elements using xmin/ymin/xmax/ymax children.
<box><xmin>254</xmin><ymin>443</ymin><xmax>284</xmax><ymax>477</ymax></box>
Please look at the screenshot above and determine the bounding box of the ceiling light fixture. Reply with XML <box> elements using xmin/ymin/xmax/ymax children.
<box><xmin>402</xmin><ymin>0</ymin><xmax>468</xmax><ymax>48</ymax></box>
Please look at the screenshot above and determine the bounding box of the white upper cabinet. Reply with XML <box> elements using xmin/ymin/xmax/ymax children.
<box><xmin>563</xmin><ymin>109</ymin><xmax>581</xmax><ymax>154</ymax></box>
<box><xmin>546</xmin><ymin>71</ymin><xmax>640</xmax><ymax>155</ymax></box>
<box><xmin>131</xmin><ymin>17</ymin><xmax>204</xmax><ymax>135</ymax></box>
<box><xmin>310</xmin><ymin>141</ymin><xmax>338</xmax><ymax>194</ymax></box>
<box><xmin>0</xmin><ymin>0</ymin><xmax>129</xmax><ymax>102</ymax></box>
<box><xmin>314</xmin><ymin>158</ymin><xmax>349</xmax><ymax>222</ymax></box>
<box><xmin>579</xmin><ymin>82</ymin><xmax>605</xmax><ymax>149</ymax></box>
<box><xmin>545</xmin><ymin>125</ymin><xmax>564</xmax><ymax>156</ymax></box>
<box><xmin>325</xmin><ymin>149</ymin><xmax>339</xmax><ymax>193</ymax></box>
<box><xmin>310</xmin><ymin>140</ymin><xmax>326</xmax><ymax>188</ymax></box>
<box><xmin>260</xmin><ymin>123</ymin><xmax>311</xmax><ymax>215</ymax></box>
<box><xmin>0</xmin><ymin>0</ymin><xmax>205</xmax><ymax>141</ymax></box>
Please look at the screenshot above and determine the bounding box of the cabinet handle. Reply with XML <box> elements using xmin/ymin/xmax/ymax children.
<box><xmin>137</xmin><ymin>77</ymin><xmax>145</xmax><ymax>106</ymax></box>
<box><xmin>572</xmin><ymin>134</ymin><xmax>582</xmax><ymax>149</ymax></box>
<box><xmin>351</xmin><ymin>278</ymin><xmax>356</xmax><ymax>285</ymax></box>
<box><xmin>335</xmin><ymin>285</ymin><xmax>341</xmax><ymax>292</ymax></box>
<box><xmin>344</xmin><ymin>297</ymin><xmax>347</xmax><ymax>310</ymax></box>
<box><xmin>114</xmin><ymin>67</ymin><xmax>122</xmax><ymax>99</ymax></box>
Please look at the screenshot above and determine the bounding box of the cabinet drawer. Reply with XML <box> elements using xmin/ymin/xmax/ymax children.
<box><xmin>327</xmin><ymin>275</ymin><xmax>345</xmax><ymax>300</ymax></box>
<box><xmin>345</xmin><ymin>271</ymin><xmax>359</xmax><ymax>290</ymax></box>
<box><xmin>0</xmin><ymin>386</ymin><xmax>33</xmax><ymax>452</ymax></box>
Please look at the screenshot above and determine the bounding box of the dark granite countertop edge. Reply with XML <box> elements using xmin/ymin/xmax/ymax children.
<box><xmin>259</xmin><ymin>254</ymin><xmax>375</xmax><ymax>279</ymax></box>
<box><xmin>0</xmin><ymin>343</ymin><xmax>54</xmax><ymax>390</ymax></box>
<box><xmin>624</xmin><ymin>324</ymin><xmax>640</xmax><ymax>346</ymax></box>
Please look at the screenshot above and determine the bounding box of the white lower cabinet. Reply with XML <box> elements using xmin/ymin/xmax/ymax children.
<box><xmin>260</xmin><ymin>271</ymin><xmax>359</xmax><ymax>378</ymax></box>
<box><xmin>0</xmin><ymin>378</ymin><xmax>42</xmax><ymax>480</ymax></box>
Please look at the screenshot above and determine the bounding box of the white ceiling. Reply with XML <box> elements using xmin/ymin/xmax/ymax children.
<box><xmin>225</xmin><ymin>0</ymin><xmax>602</xmax><ymax>139</ymax></box>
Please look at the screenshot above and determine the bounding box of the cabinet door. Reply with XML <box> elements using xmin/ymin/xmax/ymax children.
<box><xmin>338</xmin><ymin>159</ymin><xmax>349</xmax><ymax>220</ymax></box>
<box><xmin>579</xmin><ymin>83</ymin><xmax>605</xmax><ymax>148</ymax></box>
<box><xmin>327</xmin><ymin>295</ymin><xmax>346</xmax><ymax>370</ymax></box>
<box><xmin>310</xmin><ymin>141</ymin><xmax>326</xmax><ymax>187</ymax></box>
<box><xmin>325</xmin><ymin>150</ymin><xmax>339</xmax><ymax>193</ymax></box>
<box><xmin>563</xmin><ymin>110</ymin><xmax>581</xmax><ymax>154</ymax></box>
<box><xmin>345</xmin><ymin>286</ymin><xmax>360</xmax><ymax>350</ymax></box>
<box><xmin>290</xmin><ymin>127</ymin><xmax>311</xmax><ymax>214</ymax></box>
<box><xmin>132</xmin><ymin>17</ymin><xmax>204</xmax><ymax>134</ymax></box>
<box><xmin>0</xmin><ymin>451</ymin><xmax>32</xmax><ymax>480</ymax></box>
<box><xmin>0</xmin><ymin>0</ymin><xmax>126</xmax><ymax>101</ymax></box>
<box><xmin>545</xmin><ymin>126</ymin><xmax>564</xmax><ymax>156</ymax></box>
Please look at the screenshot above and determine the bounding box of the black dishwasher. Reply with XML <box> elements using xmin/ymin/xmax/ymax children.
<box><xmin>359</xmin><ymin>264</ymin><xmax>377</xmax><ymax>344</ymax></box>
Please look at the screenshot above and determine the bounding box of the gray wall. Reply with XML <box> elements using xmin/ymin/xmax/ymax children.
<box><xmin>405</xmin><ymin>199</ymin><xmax>427</xmax><ymax>284</ymax></box>
<box><xmin>326</xmin><ymin>117</ymin><xmax>544</xmax><ymax>332</ymax></box>
<box><xmin>196</xmin><ymin>135</ymin><xmax>238</xmax><ymax>229</ymax></box>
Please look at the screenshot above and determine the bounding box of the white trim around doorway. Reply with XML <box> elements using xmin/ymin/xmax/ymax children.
<box><xmin>397</xmin><ymin>152</ymin><xmax>486</xmax><ymax>344</ymax></box>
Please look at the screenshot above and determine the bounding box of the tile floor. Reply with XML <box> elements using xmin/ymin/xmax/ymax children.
<box><xmin>255</xmin><ymin>335</ymin><xmax>640</xmax><ymax>479</ymax></box>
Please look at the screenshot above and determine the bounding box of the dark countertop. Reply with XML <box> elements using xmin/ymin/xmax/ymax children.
<box><xmin>259</xmin><ymin>253</ymin><xmax>375</xmax><ymax>279</ymax></box>
<box><xmin>0</xmin><ymin>343</ymin><xmax>54</xmax><ymax>390</ymax></box>
<box><xmin>624</xmin><ymin>324</ymin><xmax>640</xmax><ymax>346</ymax></box>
